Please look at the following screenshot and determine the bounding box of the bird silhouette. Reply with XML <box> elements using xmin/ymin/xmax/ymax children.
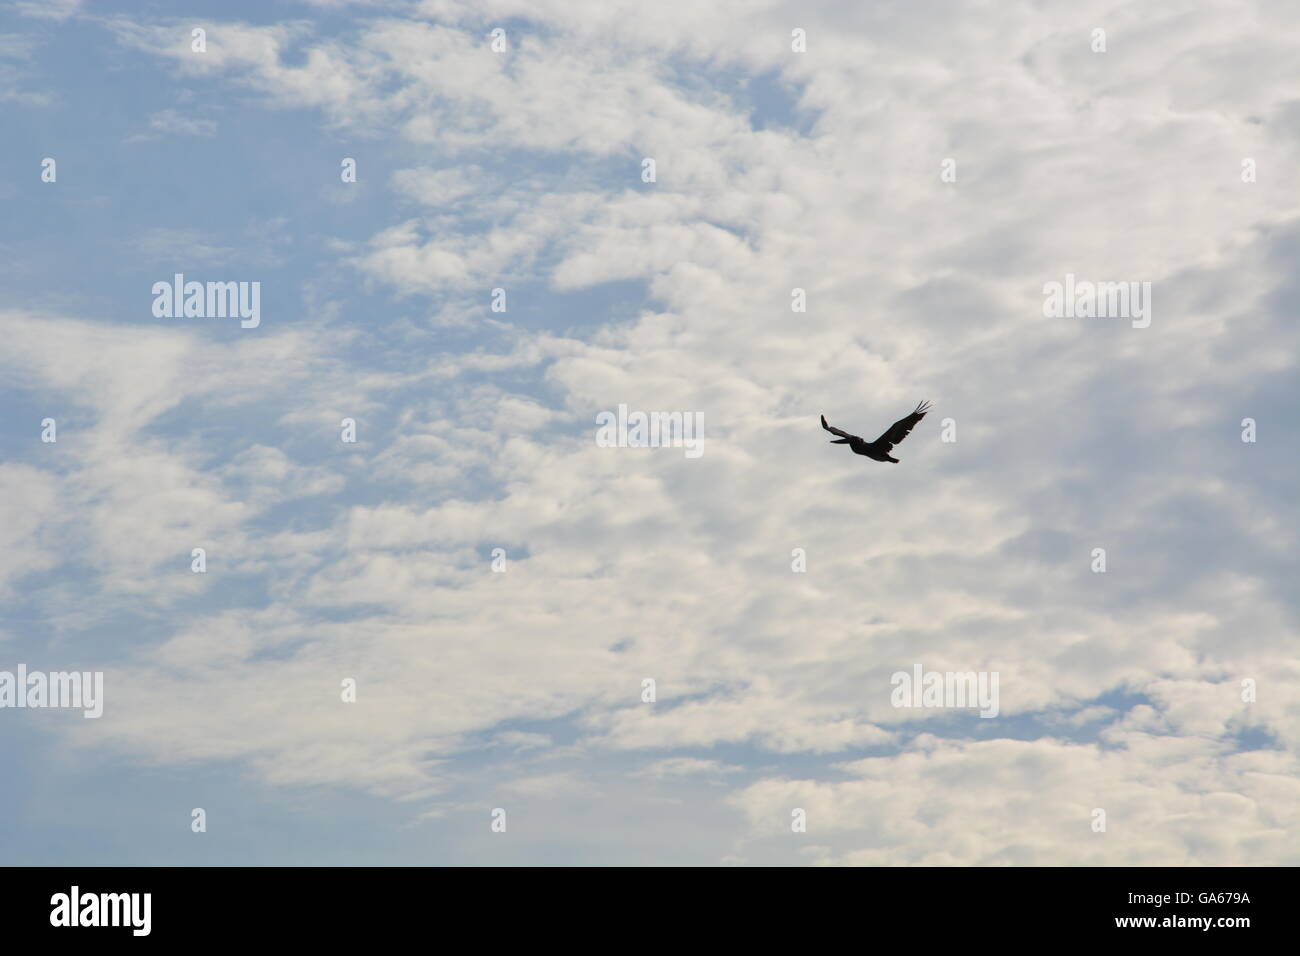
<box><xmin>821</xmin><ymin>401</ymin><xmax>932</xmax><ymax>463</ymax></box>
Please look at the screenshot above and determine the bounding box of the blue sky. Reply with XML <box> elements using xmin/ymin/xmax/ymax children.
<box><xmin>1</xmin><ymin>0</ymin><xmax>1297</xmax><ymax>865</ymax></box>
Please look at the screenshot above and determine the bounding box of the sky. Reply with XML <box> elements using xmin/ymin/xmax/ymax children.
<box><xmin>1</xmin><ymin>0</ymin><xmax>1297</xmax><ymax>866</ymax></box>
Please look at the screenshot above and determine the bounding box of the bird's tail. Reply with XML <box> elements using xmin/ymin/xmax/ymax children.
<box><xmin>829</xmin><ymin>438</ymin><xmax>849</xmax><ymax>444</ymax></box>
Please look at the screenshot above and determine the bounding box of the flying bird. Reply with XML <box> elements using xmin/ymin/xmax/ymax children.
<box><xmin>821</xmin><ymin>401</ymin><xmax>932</xmax><ymax>463</ymax></box>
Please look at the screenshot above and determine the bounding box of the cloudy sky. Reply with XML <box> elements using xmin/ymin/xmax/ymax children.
<box><xmin>2</xmin><ymin>0</ymin><xmax>1297</xmax><ymax>865</ymax></box>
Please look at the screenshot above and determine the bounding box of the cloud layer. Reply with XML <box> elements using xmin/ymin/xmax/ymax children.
<box><xmin>3</xmin><ymin>0</ymin><xmax>1297</xmax><ymax>864</ymax></box>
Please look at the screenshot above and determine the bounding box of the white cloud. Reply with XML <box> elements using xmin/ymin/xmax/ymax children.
<box><xmin>141</xmin><ymin>108</ymin><xmax>218</xmax><ymax>138</ymax></box>
<box><xmin>13</xmin><ymin>0</ymin><xmax>82</xmax><ymax>21</ymax></box>
<box><xmin>730</xmin><ymin>735</ymin><xmax>1299</xmax><ymax>865</ymax></box>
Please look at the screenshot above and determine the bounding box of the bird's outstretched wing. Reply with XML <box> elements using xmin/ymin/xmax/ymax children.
<box><xmin>821</xmin><ymin>415</ymin><xmax>860</xmax><ymax>442</ymax></box>
<box><xmin>873</xmin><ymin>401</ymin><xmax>932</xmax><ymax>451</ymax></box>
